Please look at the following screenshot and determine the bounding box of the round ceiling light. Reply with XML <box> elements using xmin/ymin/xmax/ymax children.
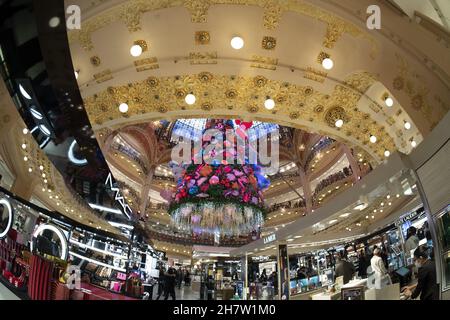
<box><xmin>411</xmin><ymin>140</ymin><xmax>417</xmax><ymax>148</ymax></box>
<box><xmin>0</xmin><ymin>199</ymin><xmax>13</xmax><ymax>239</ymax></box>
<box><xmin>404</xmin><ymin>121</ymin><xmax>411</xmax><ymax>130</ymax></box>
<box><xmin>264</xmin><ymin>98</ymin><xmax>275</xmax><ymax>110</ymax></box>
<box><xmin>118</xmin><ymin>103</ymin><xmax>129</xmax><ymax>113</ymax></box>
<box><xmin>185</xmin><ymin>93</ymin><xmax>196</xmax><ymax>105</ymax></box>
<box><xmin>23</xmin><ymin>128</ymin><xmax>28</xmax><ymax>135</ymax></box>
<box><xmin>384</xmin><ymin>150</ymin><xmax>390</xmax><ymax>158</ymax></box>
<box><xmin>21</xmin><ymin>143</ymin><xmax>27</xmax><ymax>149</ymax></box>
<box><xmin>322</xmin><ymin>58</ymin><xmax>334</xmax><ymax>70</ymax></box>
<box><xmin>385</xmin><ymin>97</ymin><xmax>394</xmax><ymax>107</ymax></box>
<box><xmin>130</xmin><ymin>44</ymin><xmax>143</xmax><ymax>57</ymax></box>
<box><xmin>369</xmin><ymin>135</ymin><xmax>377</xmax><ymax>143</ymax></box>
<box><xmin>230</xmin><ymin>36</ymin><xmax>244</xmax><ymax>50</ymax></box>
<box><xmin>335</xmin><ymin>119</ymin><xmax>343</xmax><ymax>128</ymax></box>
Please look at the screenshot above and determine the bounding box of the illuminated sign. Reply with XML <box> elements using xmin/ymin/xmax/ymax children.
<box><xmin>263</xmin><ymin>233</ymin><xmax>276</xmax><ymax>244</ymax></box>
<box><xmin>105</xmin><ymin>173</ymin><xmax>132</xmax><ymax>220</ymax></box>
<box><xmin>0</xmin><ymin>198</ymin><xmax>13</xmax><ymax>239</ymax></box>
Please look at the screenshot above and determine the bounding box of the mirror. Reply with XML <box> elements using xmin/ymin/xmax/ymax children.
<box><xmin>0</xmin><ymin>198</ymin><xmax>13</xmax><ymax>239</ymax></box>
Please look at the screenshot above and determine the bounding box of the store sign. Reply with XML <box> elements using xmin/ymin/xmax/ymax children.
<box><xmin>105</xmin><ymin>173</ymin><xmax>132</xmax><ymax>220</ymax></box>
<box><xmin>263</xmin><ymin>233</ymin><xmax>276</xmax><ymax>244</ymax></box>
<box><xmin>0</xmin><ymin>198</ymin><xmax>13</xmax><ymax>239</ymax></box>
<box><xmin>395</xmin><ymin>209</ymin><xmax>421</xmax><ymax>227</ymax></box>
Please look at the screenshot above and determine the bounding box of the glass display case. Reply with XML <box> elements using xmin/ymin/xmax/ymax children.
<box><xmin>435</xmin><ymin>204</ymin><xmax>450</xmax><ymax>290</ymax></box>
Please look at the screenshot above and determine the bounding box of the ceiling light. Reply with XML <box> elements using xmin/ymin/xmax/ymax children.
<box><xmin>28</xmin><ymin>168</ymin><xmax>32</xmax><ymax>173</ymax></box>
<box><xmin>230</xmin><ymin>36</ymin><xmax>244</xmax><ymax>49</ymax></box>
<box><xmin>39</xmin><ymin>124</ymin><xmax>51</xmax><ymax>136</ymax></box>
<box><xmin>19</xmin><ymin>84</ymin><xmax>32</xmax><ymax>100</ymax></box>
<box><xmin>264</xmin><ymin>98</ymin><xmax>275</xmax><ymax>110</ymax></box>
<box><xmin>396</xmin><ymin>194</ymin><xmax>400</xmax><ymax>198</ymax></box>
<box><xmin>335</xmin><ymin>119</ymin><xmax>343</xmax><ymax>128</ymax></box>
<box><xmin>321</xmin><ymin>57</ymin><xmax>334</xmax><ymax>70</ymax></box>
<box><xmin>74</xmin><ymin>70</ymin><xmax>79</xmax><ymax>79</ymax></box>
<box><xmin>384</xmin><ymin>150</ymin><xmax>390</xmax><ymax>157</ymax></box>
<box><xmin>23</xmin><ymin>156</ymin><xmax>28</xmax><ymax>161</ymax></box>
<box><xmin>185</xmin><ymin>93</ymin><xmax>196</xmax><ymax>105</ymax></box>
<box><xmin>48</xmin><ymin>17</ymin><xmax>60</xmax><ymax>28</ymax></box>
<box><xmin>23</xmin><ymin>128</ymin><xmax>28</xmax><ymax>134</ymax></box>
<box><xmin>369</xmin><ymin>135</ymin><xmax>377</xmax><ymax>143</ymax></box>
<box><xmin>39</xmin><ymin>165</ymin><xmax>44</xmax><ymax>171</ymax></box>
<box><xmin>30</xmin><ymin>107</ymin><xmax>43</xmax><ymax>120</ymax></box>
<box><xmin>411</xmin><ymin>140</ymin><xmax>417</xmax><ymax>148</ymax></box>
<box><xmin>385</xmin><ymin>97</ymin><xmax>394</xmax><ymax>107</ymax></box>
<box><xmin>329</xmin><ymin>219</ymin><xmax>338</xmax><ymax>224</ymax></box>
<box><xmin>44</xmin><ymin>179</ymin><xmax>47</xmax><ymax>184</ymax></box>
<box><xmin>130</xmin><ymin>44</ymin><xmax>143</xmax><ymax>57</ymax></box>
<box><xmin>119</xmin><ymin>103</ymin><xmax>129</xmax><ymax>113</ymax></box>
<box><xmin>404</xmin><ymin>121</ymin><xmax>411</xmax><ymax>130</ymax></box>
<box><xmin>21</xmin><ymin>143</ymin><xmax>27</xmax><ymax>149</ymax></box>
<box><xmin>339</xmin><ymin>213</ymin><xmax>350</xmax><ymax>218</ymax></box>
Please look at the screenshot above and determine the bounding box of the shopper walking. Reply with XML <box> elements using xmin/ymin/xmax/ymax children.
<box><xmin>155</xmin><ymin>267</ymin><xmax>165</xmax><ymax>300</ymax></box>
<box><xmin>335</xmin><ymin>254</ymin><xmax>354</xmax><ymax>284</ymax></box>
<box><xmin>370</xmin><ymin>248</ymin><xmax>391</xmax><ymax>289</ymax></box>
<box><xmin>164</xmin><ymin>266</ymin><xmax>177</xmax><ymax>300</ymax></box>
<box><xmin>357</xmin><ymin>250</ymin><xmax>368</xmax><ymax>278</ymax></box>
<box><xmin>403</xmin><ymin>246</ymin><xmax>439</xmax><ymax>300</ymax></box>
<box><xmin>404</xmin><ymin>227</ymin><xmax>420</xmax><ymax>258</ymax></box>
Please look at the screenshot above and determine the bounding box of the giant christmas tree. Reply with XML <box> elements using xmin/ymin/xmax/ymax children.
<box><xmin>168</xmin><ymin>119</ymin><xmax>270</xmax><ymax>236</ymax></box>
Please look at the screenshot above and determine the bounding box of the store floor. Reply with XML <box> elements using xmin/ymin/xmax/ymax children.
<box><xmin>153</xmin><ymin>285</ymin><xmax>200</xmax><ymax>300</ymax></box>
<box><xmin>0</xmin><ymin>282</ymin><xmax>20</xmax><ymax>300</ymax></box>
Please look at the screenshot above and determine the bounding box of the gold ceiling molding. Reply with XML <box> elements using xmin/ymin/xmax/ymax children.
<box><xmin>393</xmin><ymin>53</ymin><xmax>449</xmax><ymax>130</ymax></box>
<box><xmin>83</xmin><ymin>72</ymin><xmax>395</xmax><ymax>160</ymax></box>
<box><xmin>68</xmin><ymin>0</ymin><xmax>377</xmax><ymax>54</ymax></box>
<box><xmin>195</xmin><ymin>31</ymin><xmax>211</xmax><ymax>44</ymax></box>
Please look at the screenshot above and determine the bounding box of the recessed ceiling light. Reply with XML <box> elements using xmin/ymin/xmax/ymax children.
<box><xmin>23</xmin><ymin>128</ymin><xmax>28</xmax><ymax>134</ymax></box>
<box><xmin>119</xmin><ymin>103</ymin><xmax>129</xmax><ymax>113</ymax></box>
<box><xmin>385</xmin><ymin>97</ymin><xmax>394</xmax><ymax>107</ymax></box>
<box><xmin>322</xmin><ymin>57</ymin><xmax>334</xmax><ymax>70</ymax></box>
<box><xmin>369</xmin><ymin>135</ymin><xmax>377</xmax><ymax>143</ymax></box>
<box><xmin>329</xmin><ymin>219</ymin><xmax>338</xmax><ymax>224</ymax></box>
<box><xmin>339</xmin><ymin>213</ymin><xmax>351</xmax><ymax>218</ymax></box>
<box><xmin>411</xmin><ymin>140</ymin><xmax>417</xmax><ymax>148</ymax></box>
<box><xmin>264</xmin><ymin>98</ymin><xmax>275</xmax><ymax>110</ymax></box>
<box><xmin>74</xmin><ymin>70</ymin><xmax>79</xmax><ymax>79</ymax></box>
<box><xmin>185</xmin><ymin>93</ymin><xmax>196</xmax><ymax>105</ymax></box>
<box><xmin>28</xmin><ymin>167</ymin><xmax>32</xmax><ymax>173</ymax></box>
<box><xmin>404</xmin><ymin>121</ymin><xmax>411</xmax><ymax>130</ymax></box>
<box><xmin>39</xmin><ymin>165</ymin><xmax>44</xmax><ymax>171</ymax></box>
<box><xmin>230</xmin><ymin>36</ymin><xmax>244</xmax><ymax>49</ymax></box>
<box><xmin>23</xmin><ymin>156</ymin><xmax>28</xmax><ymax>161</ymax></box>
<box><xmin>130</xmin><ymin>44</ymin><xmax>143</xmax><ymax>57</ymax></box>
<box><xmin>335</xmin><ymin>119</ymin><xmax>343</xmax><ymax>128</ymax></box>
<box><xmin>21</xmin><ymin>143</ymin><xmax>27</xmax><ymax>149</ymax></box>
<box><xmin>384</xmin><ymin>150</ymin><xmax>390</xmax><ymax>157</ymax></box>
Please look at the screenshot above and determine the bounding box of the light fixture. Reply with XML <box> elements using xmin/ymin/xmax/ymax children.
<box><xmin>230</xmin><ymin>36</ymin><xmax>244</xmax><ymax>49</ymax></box>
<box><xmin>339</xmin><ymin>213</ymin><xmax>351</xmax><ymax>218</ymax></box>
<box><xmin>28</xmin><ymin>168</ymin><xmax>33</xmax><ymax>173</ymax></box>
<box><xmin>329</xmin><ymin>219</ymin><xmax>338</xmax><ymax>224</ymax></box>
<box><xmin>22</xmin><ymin>128</ymin><xmax>29</xmax><ymax>134</ymax></box>
<box><xmin>369</xmin><ymin>135</ymin><xmax>377</xmax><ymax>143</ymax></box>
<box><xmin>68</xmin><ymin>140</ymin><xmax>88</xmax><ymax>166</ymax></box>
<box><xmin>130</xmin><ymin>44</ymin><xmax>143</xmax><ymax>57</ymax></box>
<box><xmin>185</xmin><ymin>93</ymin><xmax>196</xmax><ymax>105</ymax></box>
<box><xmin>386</xmin><ymin>195</ymin><xmax>391</xmax><ymax>199</ymax></box>
<box><xmin>23</xmin><ymin>156</ymin><xmax>28</xmax><ymax>161</ymax></box>
<box><xmin>48</xmin><ymin>16</ymin><xmax>60</xmax><ymax>28</ymax></box>
<box><xmin>39</xmin><ymin>124</ymin><xmax>51</xmax><ymax>136</ymax></box>
<box><xmin>264</xmin><ymin>98</ymin><xmax>275</xmax><ymax>110</ymax></box>
<box><xmin>44</xmin><ymin>179</ymin><xmax>48</xmax><ymax>184</ymax></box>
<box><xmin>335</xmin><ymin>119</ymin><xmax>343</xmax><ymax>128</ymax></box>
<box><xmin>0</xmin><ymin>199</ymin><xmax>13</xmax><ymax>239</ymax></box>
<box><xmin>411</xmin><ymin>140</ymin><xmax>417</xmax><ymax>148</ymax></box>
<box><xmin>404</xmin><ymin>121</ymin><xmax>411</xmax><ymax>130</ymax></box>
<box><xmin>322</xmin><ymin>57</ymin><xmax>334</xmax><ymax>70</ymax></box>
<box><xmin>39</xmin><ymin>165</ymin><xmax>44</xmax><ymax>171</ymax></box>
<box><xmin>384</xmin><ymin>150</ymin><xmax>390</xmax><ymax>157</ymax></box>
<box><xmin>21</xmin><ymin>143</ymin><xmax>27</xmax><ymax>149</ymax></box>
<box><xmin>74</xmin><ymin>70</ymin><xmax>79</xmax><ymax>80</ymax></box>
<box><xmin>118</xmin><ymin>103</ymin><xmax>129</xmax><ymax>113</ymax></box>
<box><xmin>30</xmin><ymin>107</ymin><xmax>43</xmax><ymax>120</ymax></box>
<box><xmin>385</xmin><ymin>96</ymin><xmax>394</xmax><ymax>107</ymax></box>
<box><xmin>19</xmin><ymin>84</ymin><xmax>32</xmax><ymax>100</ymax></box>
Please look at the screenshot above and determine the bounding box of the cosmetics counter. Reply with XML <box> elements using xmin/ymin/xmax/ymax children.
<box><xmin>0</xmin><ymin>186</ymin><xmax>166</xmax><ymax>300</ymax></box>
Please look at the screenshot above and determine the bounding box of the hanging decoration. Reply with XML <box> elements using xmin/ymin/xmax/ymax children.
<box><xmin>168</xmin><ymin>119</ymin><xmax>270</xmax><ymax>236</ymax></box>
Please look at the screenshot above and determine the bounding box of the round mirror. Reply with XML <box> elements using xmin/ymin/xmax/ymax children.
<box><xmin>0</xmin><ymin>198</ymin><xmax>13</xmax><ymax>239</ymax></box>
<box><xmin>31</xmin><ymin>223</ymin><xmax>68</xmax><ymax>260</ymax></box>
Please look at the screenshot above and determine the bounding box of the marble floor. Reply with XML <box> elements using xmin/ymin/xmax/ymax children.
<box><xmin>153</xmin><ymin>285</ymin><xmax>200</xmax><ymax>300</ymax></box>
<box><xmin>0</xmin><ymin>282</ymin><xmax>20</xmax><ymax>300</ymax></box>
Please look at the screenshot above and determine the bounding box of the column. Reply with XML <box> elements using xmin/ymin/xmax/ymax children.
<box><xmin>297</xmin><ymin>165</ymin><xmax>312</xmax><ymax>214</ymax></box>
<box><xmin>277</xmin><ymin>243</ymin><xmax>290</xmax><ymax>300</ymax></box>
<box><xmin>342</xmin><ymin>145</ymin><xmax>361</xmax><ymax>182</ymax></box>
<box><xmin>240</xmin><ymin>253</ymin><xmax>248</xmax><ymax>300</ymax></box>
<box><xmin>139</xmin><ymin>165</ymin><xmax>156</xmax><ymax>215</ymax></box>
<box><xmin>11</xmin><ymin>176</ymin><xmax>38</xmax><ymax>200</ymax></box>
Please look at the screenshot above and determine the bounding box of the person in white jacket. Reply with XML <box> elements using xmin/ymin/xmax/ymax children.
<box><xmin>370</xmin><ymin>248</ymin><xmax>391</xmax><ymax>289</ymax></box>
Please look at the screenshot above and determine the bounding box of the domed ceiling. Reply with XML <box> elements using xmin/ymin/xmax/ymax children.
<box><xmin>64</xmin><ymin>0</ymin><xmax>449</xmax><ymax>253</ymax></box>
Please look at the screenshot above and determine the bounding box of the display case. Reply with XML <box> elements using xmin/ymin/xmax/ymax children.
<box><xmin>435</xmin><ymin>204</ymin><xmax>450</xmax><ymax>290</ymax></box>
